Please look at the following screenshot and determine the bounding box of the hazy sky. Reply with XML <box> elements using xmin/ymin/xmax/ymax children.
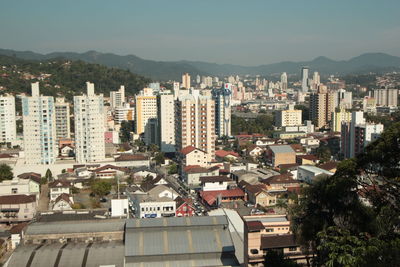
<box><xmin>1</xmin><ymin>0</ymin><xmax>400</xmax><ymax>65</ymax></box>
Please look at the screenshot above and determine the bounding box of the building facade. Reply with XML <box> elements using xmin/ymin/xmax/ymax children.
<box><xmin>74</xmin><ymin>82</ymin><xmax>106</xmax><ymax>163</ymax></box>
<box><xmin>54</xmin><ymin>97</ymin><xmax>70</xmax><ymax>140</ymax></box>
<box><xmin>275</xmin><ymin>104</ymin><xmax>302</xmax><ymax>127</ymax></box>
<box><xmin>0</xmin><ymin>95</ymin><xmax>16</xmax><ymax>143</ymax></box>
<box><xmin>373</xmin><ymin>88</ymin><xmax>398</xmax><ymax>107</ymax></box>
<box><xmin>182</xmin><ymin>72</ymin><xmax>191</xmax><ymax>89</ymax></box>
<box><xmin>22</xmin><ymin>82</ymin><xmax>57</xmax><ymax>165</ymax></box>
<box><xmin>110</xmin><ymin>85</ymin><xmax>125</xmax><ymax>109</ymax></box>
<box><xmin>212</xmin><ymin>83</ymin><xmax>232</xmax><ymax>137</ymax></box>
<box><xmin>135</xmin><ymin>89</ymin><xmax>157</xmax><ymax>135</ymax></box>
<box><xmin>157</xmin><ymin>93</ymin><xmax>175</xmax><ymax>152</ymax></box>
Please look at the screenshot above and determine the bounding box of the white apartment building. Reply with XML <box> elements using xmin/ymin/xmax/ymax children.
<box><xmin>275</xmin><ymin>104</ymin><xmax>302</xmax><ymax>127</ymax></box>
<box><xmin>74</xmin><ymin>82</ymin><xmax>106</xmax><ymax>163</ymax></box>
<box><xmin>55</xmin><ymin>97</ymin><xmax>70</xmax><ymax>139</ymax></box>
<box><xmin>135</xmin><ymin>88</ymin><xmax>157</xmax><ymax>136</ymax></box>
<box><xmin>280</xmin><ymin>72</ymin><xmax>288</xmax><ymax>91</ymax></box>
<box><xmin>0</xmin><ymin>95</ymin><xmax>16</xmax><ymax>143</ymax></box>
<box><xmin>373</xmin><ymin>88</ymin><xmax>398</xmax><ymax>107</ymax></box>
<box><xmin>336</xmin><ymin>89</ymin><xmax>352</xmax><ymax>109</ymax></box>
<box><xmin>176</xmin><ymin>90</ymin><xmax>216</xmax><ymax>163</ymax></box>
<box><xmin>110</xmin><ymin>85</ymin><xmax>125</xmax><ymax>109</ymax></box>
<box><xmin>212</xmin><ymin>83</ymin><xmax>232</xmax><ymax>137</ymax></box>
<box><xmin>157</xmin><ymin>93</ymin><xmax>175</xmax><ymax>152</ymax></box>
<box><xmin>114</xmin><ymin>104</ymin><xmax>134</xmax><ymax>124</ymax></box>
<box><xmin>22</xmin><ymin>82</ymin><xmax>57</xmax><ymax>165</ymax></box>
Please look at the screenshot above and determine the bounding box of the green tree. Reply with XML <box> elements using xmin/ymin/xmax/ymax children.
<box><xmin>91</xmin><ymin>180</ymin><xmax>112</xmax><ymax>197</ymax></box>
<box><xmin>0</xmin><ymin>164</ymin><xmax>13</xmax><ymax>182</ymax></box>
<box><xmin>154</xmin><ymin>152</ymin><xmax>165</xmax><ymax>165</ymax></box>
<box><xmin>168</xmin><ymin>163</ymin><xmax>178</xmax><ymax>175</ymax></box>
<box><xmin>264</xmin><ymin>250</ymin><xmax>301</xmax><ymax>267</ymax></box>
<box><xmin>316</xmin><ymin>145</ymin><xmax>331</xmax><ymax>163</ymax></box>
<box><xmin>120</xmin><ymin>120</ymin><xmax>134</xmax><ymax>143</ymax></box>
<box><xmin>45</xmin><ymin>168</ymin><xmax>53</xmax><ymax>182</ymax></box>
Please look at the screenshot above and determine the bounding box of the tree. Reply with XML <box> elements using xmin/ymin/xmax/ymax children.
<box><xmin>120</xmin><ymin>121</ymin><xmax>134</xmax><ymax>143</ymax></box>
<box><xmin>45</xmin><ymin>168</ymin><xmax>53</xmax><ymax>182</ymax></box>
<box><xmin>154</xmin><ymin>152</ymin><xmax>165</xmax><ymax>165</ymax></box>
<box><xmin>168</xmin><ymin>163</ymin><xmax>178</xmax><ymax>175</ymax></box>
<box><xmin>264</xmin><ymin>250</ymin><xmax>301</xmax><ymax>267</ymax></box>
<box><xmin>0</xmin><ymin>164</ymin><xmax>13</xmax><ymax>182</ymax></box>
<box><xmin>316</xmin><ymin>145</ymin><xmax>331</xmax><ymax>163</ymax></box>
<box><xmin>91</xmin><ymin>180</ymin><xmax>112</xmax><ymax>197</ymax></box>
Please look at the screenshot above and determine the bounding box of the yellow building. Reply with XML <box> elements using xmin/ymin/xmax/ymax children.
<box><xmin>332</xmin><ymin>108</ymin><xmax>351</xmax><ymax>132</ymax></box>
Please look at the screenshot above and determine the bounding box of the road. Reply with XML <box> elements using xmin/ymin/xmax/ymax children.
<box><xmin>37</xmin><ymin>184</ymin><xmax>49</xmax><ymax>211</ymax></box>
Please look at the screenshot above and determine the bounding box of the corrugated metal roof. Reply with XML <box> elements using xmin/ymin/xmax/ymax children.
<box><xmin>25</xmin><ymin>219</ymin><xmax>125</xmax><ymax>235</ymax></box>
<box><xmin>298</xmin><ymin>165</ymin><xmax>334</xmax><ymax>175</ymax></box>
<box><xmin>269</xmin><ymin>145</ymin><xmax>295</xmax><ymax>154</ymax></box>
<box><xmin>125</xmin><ymin>216</ymin><xmax>234</xmax><ymax>257</ymax></box>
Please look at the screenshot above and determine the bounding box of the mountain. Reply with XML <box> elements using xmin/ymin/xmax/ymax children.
<box><xmin>0</xmin><ymin>48</ymin><xmax>399</xmax><ymax>80</ymax></box>
<box><xmin>0</xmin><ymin>54</ymin><xmax>150</xmax><ymax>99</ymax></box>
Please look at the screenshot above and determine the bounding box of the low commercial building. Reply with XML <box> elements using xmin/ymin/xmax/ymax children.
<box><xmin>266</xmin><ymin>145</ymin><xmax>296</xmax><ymax>168</ymax></box>
<box><xmin>114</xmin><ymin>154</ymin><xmax>150</xmax><ymax>168</ymax></box>
<box><xmin>125</xmin><ymin>215</ymin><xmax>239</xmax><ymax>266</ymax></box>
<box><xmin>297</xmin><ymin>165</ymin><xmax>334</xmax><ymax>183</ymax></box>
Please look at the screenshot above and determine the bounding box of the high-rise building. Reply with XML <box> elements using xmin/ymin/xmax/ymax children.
<box><xmin>301</xmin><ymin>67</ymin><xmax>309</xmax><ymax>92</ymax></box>
<box><xmin>311</xmin><ymin>72</ymin><xmax>320</xmax><ymax>90</ymax></box>
<box><xmin>74</xmin><ymin>82</ymin><xmax>106</xmax><ymax>163</ymax></box>
<box><xmin>331</xmin><ymin>108</ymin><xmax>351</xmax><ymax>132</ymax></box>
<box><xmin>373</xmin><ymin>89</ymin><xmax>398</xmax><ymax>107</ymax></box>
<box><xmin>55</xmin><ymin>98</ymin><xmax>70</xmax><ymax>140</ymax></box>
<box><xmin>280</xmin><ymin>72</ymin><xmax>288</xmax><ymax>91</ymax></box>
<box><xmin>275</xmin><ymin>104</ymin><xmax>302</xmax><ymax>127</ymax></box>
<box><xmin>135</xmin><ymin>88</ymin><xmax>157</xmax><ymax>138</ymax></box>
<box><xmin>176</xmin><ymin>90</ymin><xmax>215</xmax><ymax>163</ymax></box>
<box><xmin>110</xmin><ymin>85</ymin><xmax>125</xmax><ymax>109</ymax></box>
<box><xmin>336</xmin><ymin>89</ymin><xmax>352</xmax><ymax>109</ymax></box>
<box><xmin>22</xmin><ymin>82</ymin><xmax>57</xmax><ymax>165</ymax></box>
<box><xmin>309</xmin><ymin>85</ymin><xmax>335</xmax><ymax>129</ymax></box>
<box><xmin>114</xmin><ymin>104</ymin><xmax>134</xmax><ymax>124</ymax></box>
<box><xmin>182</xmin><ymin>73</ymin><xmax>191</xmax><ymax>89</ymax></box>
<box><xmin>157</xmin><ymin>93</ymin><xmax>176</xmax><ymax>152</ymax></box>
<box><xmin>0</xmin><ymin>95</ymin><xmax>16</xmax><ymax>143</ymax></box>
<box><xmin>341</xmin><ymin>111</ymin><xmax>383</xmax><ymax>158</ymax></box>
<box><xmin>212</xmin><ymin>83</ymin><xmax>232</xmax><ymax>137</ymax></box>
<box><xmin>196</xmin><ymin>75</ymin><xmax>201</xmax><ymax>84</ymax></box>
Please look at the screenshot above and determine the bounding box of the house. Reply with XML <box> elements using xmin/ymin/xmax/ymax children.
<box><xmin>247</xmin><ymin>145</ymin><xmax>264</xmax><ymax>158</ymax></box>
<box><xmin>199</xmin><ymin>176</ymin><xmax>233</xmax><ymax>191</ymax></box>
<box><xmin>296</xmin><ymin>154</ymin><xmax>320</xmax><ymax>165</ymax></box>
<box><xmin>245</xmin><ymin>184</ymin><xmax>277</xmax><ymax>207</ymax></box>
<box><xmin>0</xmin><ymin>195</ymin><xmax>37</xmax><ymax>223</ymax></box>
<box><xmin>74</xmin><ymin>167</ymin><xmax>92</xmax><ymax>178</ymax></box>
<box><xmin>199</xmin><ymin>188</ymin><xmax>245</xmax><ymax>208</ymax></box>
<box><xmin>297</xmin><ymin>165</ymin><xmax>334</xmax><ymax>184</ymax></box>
<box><xmin>180</xmin><ymin>146</ymin><xmax>209</xmax><ymax>166</ymax></box>
<box><xmin>60</xmin><ymin>145</ymin><xmax>74</xmax><ymax>157</ymax></box>
<box><xmin>17</xmin><ymin>172</ymin><xmax>41</xmax><ymax>185</ymax></box>
<box><xmin>266</xmin><ymin>145</ymin><xmax>296</xmax><ymax>167</ymax></box>
<box><xmin>52</xmin><ymin>193</ymin><xmax>74</xmax><ymax>211</ymax></box>
<box><xmin>182</xmin><ymin>165</ymin><xmax>220</xmax><ymax>187</ymax></box>
<box><xmin>10</xmin><ymin>222</ymin><xmax>28</xmax><ymax>249</ymax></box>
<box><xmin>114</xmin><ymin>154</ymin><xmax>150</xmax><ymax>168</ymax></box>
<box><xmin>140</xmin><ymin>175</ymin><xmax>168</xmax><ymax>192</ymax></box>
<box><xmin>175</xmin><ymin>196</ymin><xmax>195</xmax><ymax>217</ymax></box>
<box><xmin>49</xmin><ymin>180</ymin><xmax>71</xmax><ymax>201</ymax></box>
<box><xmin>319</xmin><ymin>161</ymin><xmax>338</xmax><ymax>173</ymax></box>
<box><xmin>290</xmin><ymin>144</ymin><xmax>305</xmax><ymax>155</ymax></box>
<box><xmin>215</xmin><ymin>150</ymin><xmax>239</xmax><ymax>162</ymax></box>
<box><xmin>131</xmin><ymin>167</ymin><xmax>158</xmax><ymax>181</ymax></box>
<box><xmin>0</xmin><ymin>178</ymin><xmax>40</xmax><ymax>196</ymax></box>
<box><xmin>92</xmin><ymin>164</ymin><xmax>130</xmax><ymax>179</ymax></box>
<box><xmin>254</xmin><ymin>138</ymin><xmax>275</xmax><ymax>147</ymax></box>
<box><xmin>262</xmin><ymin>174</ymin><xmax>301</xmax><ymax>192</ymax></box>
<box><xmin>128</xmin><ymin>185</ymin><xmax>178</xmax><ymax>218</ymax></box>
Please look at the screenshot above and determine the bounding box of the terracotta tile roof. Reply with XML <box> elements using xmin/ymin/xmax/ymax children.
<box><xmin>263</xmin><ymin>174</ymin><xmax>298</xmax><ymax>185</ymax></box>
<box><xmin>180</xmin><ymin>146</ymin><xmax>197</xmax><ymax>155</ymax></box>
<box><xmin>175</xmin><ymin>196</ymin><xmax>195</xmax><ymax>209</ymax></box>
<box><xmin>319</xmin><ymin>161</ymin><xmax>338</xmax><ymax>171</ymax></box>
<box><xmin>0</xmin><ymin>194</ymin><xmax>36</xmax><ymax>204</ymax></box>
<box><xmin>199</xmin><ymin>176</ymin><xmax>232</xmax><ymax>183</ymax></box>
<box><xmin>9</xmin><ymin>222</ymin><xmax>28</xmax><ymax>234</ymax></box>
<box><xmin>246</xmin><ymin>221</ymin><xmax>265</xmax><ymax>231</ymax></box>
<box><xmin>290</xmin><ymin>144</ymin><xmax>304</xmax><ymax>152</ymax></box>
<box><xmin>261</xmin><ymin>234</ymin><xmax>298</xmax><ymax>249</ymax></box>
<box><xmin>245</xmin><ymin>184</ymin><xmax>268</xmax><ymax>194</ymax></box>
<box><xmin>0</xmin><ymin>153</ymin><xmax>13</xmax><ymax>158</ymax></box>
<box><xmin>199</xmin><ymin>188</ymin><xmax>245</xmax><ymax>205</ymax></box>
<box><xmin>115</xmin><ymin>154</ymin><xmax>148</xmax><ymax>161</ymax></box>
<box><xmin>296</xmin><ymin>154</ymin><xmax>319</xmax><ymax>161</ymax></box>
<box><xmin>184</xmin><ymin>165</ymin><xmax>219</xmax><ymax>174</ymax></box>
<box><xmin>17</xmin><ymin>172</ymin><xmax>41</xmax><ymax>184</ymax></box>
<box><xmin>93</xmin><ymin>164</ymin><xmax>130</xmax><ymax>173</ymax></box>
<box><xmin>54</xmin><ymin>193</ymin><xmax>73</xmax><ymax>205</ymax></box>
<box><xmin>278</xmin><ymin>163</ymin><xmax>299</xmax><ymax>169</ymax></box>
<box><xmin>215</xmin><ymin>150</ymin><xmax>239</xmax><ymax>158</ymax></box>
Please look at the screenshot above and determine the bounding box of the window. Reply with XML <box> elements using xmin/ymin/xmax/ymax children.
<box><xmin>11</xmin><ymin>188</ymin><xmax>18</xmax><ymax>194</ymax></box>
<box><xmin>289</xmin><ymin>247</ymin><xmax>297</xmax><ymax>252</ymax></box>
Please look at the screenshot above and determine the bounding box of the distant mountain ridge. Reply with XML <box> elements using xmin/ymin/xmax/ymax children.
<box><xmin>0</xmin><ymin>48</ymin><xmax>399</xmax><ymax>80</ymax></box>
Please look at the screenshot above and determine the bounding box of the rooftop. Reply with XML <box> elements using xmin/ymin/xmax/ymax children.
<box><xmin>269</xmin><ymin>145</ymin><xmax>295</xmax><ymax>154</ymax></box>
<box><xmin>261</xmin><ymin>234</ymin><xmax>298</xmax><ymax>249</ymax></box>
<box><xmin>199</xmin><ymin>175</ymin><xmax>232</xmax><ymax>183</ymax></box>
<box><xmin>299</xmin><ymin>165</ymin><xmax>334</xmax><ymax>175</ymax></box>
<box><xmin>0</xmin><ymin>194</ymin><xmax>36</xmax><ymax>204</ymax></box>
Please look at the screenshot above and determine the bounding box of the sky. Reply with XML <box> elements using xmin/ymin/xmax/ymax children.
<box><xmin>1</xmin><ymin>0</ymin><xmax>400</xmax><ymax>66</ymax></box>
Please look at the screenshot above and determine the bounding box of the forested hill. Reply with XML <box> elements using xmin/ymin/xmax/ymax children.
<box><xmin>0</xmin><ymin>55</ymin><xmax>151</xmax><ymax>99</ymax></box>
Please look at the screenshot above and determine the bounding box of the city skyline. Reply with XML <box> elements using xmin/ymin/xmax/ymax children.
<box><xmin>1</xmin><ymin>0</ymin><xmax>400</xmax><ymax>65</ymax></box>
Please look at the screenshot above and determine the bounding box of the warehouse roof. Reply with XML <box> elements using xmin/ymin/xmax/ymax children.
<box><xmin>269</xmin><ymin>145</ymin><xmax>295</xmax><ymax>154</ymax></box>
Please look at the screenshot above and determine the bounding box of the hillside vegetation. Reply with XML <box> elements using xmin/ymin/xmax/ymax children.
<box><xmin>0</xmin><ymin>55</ymin><xmax>150</xmax><ymax>99</ymax></box>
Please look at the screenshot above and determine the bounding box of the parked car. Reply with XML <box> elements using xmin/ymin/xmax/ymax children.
<box><xmin>245</xmin><ymin>202</ymin><xmax>255</xmax><ymax>207</ymax></box>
